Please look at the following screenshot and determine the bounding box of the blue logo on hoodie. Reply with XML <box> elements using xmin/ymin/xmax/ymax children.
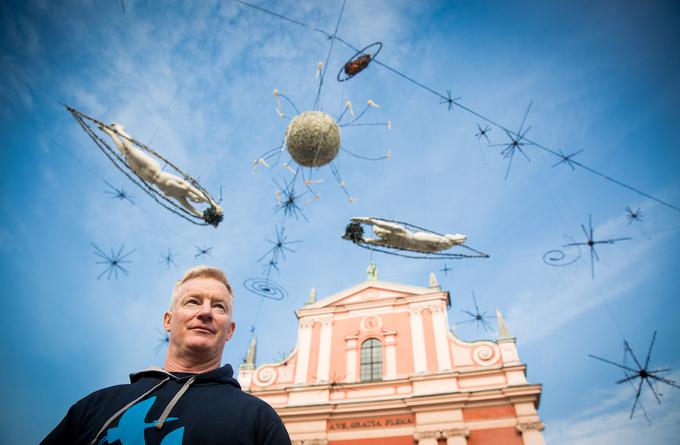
<box><xmin>99</xmin><ymin>396</ymin><xmax>184</xmax><ymax>445</ymax></box>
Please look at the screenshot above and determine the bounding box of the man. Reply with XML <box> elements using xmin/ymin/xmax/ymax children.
<box><xmin>41</xmin><ymin>266</ymin><xmax>291</xmax><ymax>445</ymax></box>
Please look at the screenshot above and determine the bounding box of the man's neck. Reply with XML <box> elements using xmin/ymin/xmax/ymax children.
<box><xmin>163</xmin><ymin>353</ymin><xmax>222</xmax><ymax>374</ymax></box>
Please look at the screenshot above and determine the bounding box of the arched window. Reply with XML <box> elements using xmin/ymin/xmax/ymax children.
<box><xmin>360</xmin><ymin>338</ymin><xmax>383</xmax><ymax>382</ymax></box>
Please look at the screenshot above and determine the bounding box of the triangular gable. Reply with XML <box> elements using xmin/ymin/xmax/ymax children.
<box><xmin>305</xmin><ymin>280</ymin><xmax>438</xmax><ymax>310</ymax></box>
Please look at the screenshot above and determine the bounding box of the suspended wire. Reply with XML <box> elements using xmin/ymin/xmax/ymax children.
<box><xmin>343</xmin><ymin>43</ymin><xmax>680</xmax><ymax>212</ymax></box>
<box><xmin>147</xmin><ymin>79</ymin><xmax>186</xmax><ymax>149</ymax></box>
<box><xmin>232</xmin><ymin>0</ymin><xmax>330</xmax><ymax>38</ymax></box>
<box><xmin>43</xmin><ymin>127</ymin><xmax>111</xmax><ymax>185</ymax></box>
<box><xmin>604</xmin><ymin>301</ymin><xmax>628</xmax><ymax>341</ymax></box>
<box><xmin>341</xmin><ymin>122</ymin><xmax>389</xmax><ymax>128</ymax></box>
<box><xmin>278</xmin><ymin>91</ymin><xmax>301</xmax><ymax>115</ymax></box>
<box><xmin>149</xmin><ymin>0</ymin><xmax>229</xmax><ymax>181</ymax></box>
<box><xmin>340</xmin><ymin>146</ymin><xmax>390</xmax><ymax>161</ymax></box>
<box><xmin>313</xmin><ymin>0</ymin><xmax>346</xmax><ymax>110</ymax></box>
<box><xmin>231</xmin><ymin>0</ymin><xmax>680</xmax><ymax>213</ymax></box>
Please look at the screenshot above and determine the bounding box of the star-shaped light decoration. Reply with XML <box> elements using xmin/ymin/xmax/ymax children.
<box><xmin>91</xmin><ymin>243</ymin><xmax>135</xmax><ymax>280</ymax></box>
<box><xmin>487</xmin><ymin>101</ymin><xmax>534</xmax><ymax>180</ymax></box>
<box><xmin>475</xmin><ymin>123</ymin><xmax>492</xmax><ymax>144</ymax></box>
<box><xmin>159</xmin><ymin>248</ymin><xmax>179</xmax><ymax>269</ymax></box>
<box><xmin>562</xmin><ymin>214</ymin><xmax>631</xmax><ymax>278</ymax></box>
<box><xmin>589</xmin><ymin>331</ymin><xmax>679</xmax><ymax>422</ymax></box>
<box><xmin>457</xmin><ymin>291</ymin><xmax>495</xmax><ymax>332</ymax></box>
<box><xmin>194</xmin><ymin>245</ymin><xmax>214</xmax><ymax>259</ymax></box>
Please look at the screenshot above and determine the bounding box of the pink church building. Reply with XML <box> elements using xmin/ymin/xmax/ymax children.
<box><xmin>238</xmin><ymin>267</ymin><xmax>545</xmax><ymax>445</ymax></box>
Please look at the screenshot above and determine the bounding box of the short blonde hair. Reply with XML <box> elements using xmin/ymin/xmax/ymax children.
<box><xmin>170</xmin><ymin>265</ymin><xmax>234</xmax><ymax>310</ymax></box>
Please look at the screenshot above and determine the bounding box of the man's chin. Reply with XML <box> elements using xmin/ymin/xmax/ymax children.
<box><xmin>185</xmin><ymin>336</ymin><xmax>224</xmax><ymax>353</ymax></box>
<box><xmin>184</xmin><ymin>338</ymin><xmax>215</xmax><ymax>351</ymax></box>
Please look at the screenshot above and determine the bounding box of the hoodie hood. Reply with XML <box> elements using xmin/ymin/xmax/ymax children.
<box><xmin>130</xmin><ymin>364</ymin><xmax>241</xmax><ymax>388</ymax></box>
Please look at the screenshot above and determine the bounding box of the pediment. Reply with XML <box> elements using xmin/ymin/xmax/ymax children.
<box><xmin>304</xmin><ymin>280</ymin><xmax>439</xmax><ymax>310</ymax></box>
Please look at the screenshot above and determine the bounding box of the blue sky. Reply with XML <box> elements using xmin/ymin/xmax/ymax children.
<box><xmin>1</xmin><ymin>0</ymin><xmax>679</xmax><ymax>443</ymax></box>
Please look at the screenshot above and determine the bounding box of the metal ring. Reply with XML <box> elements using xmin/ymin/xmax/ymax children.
<box><xmin>337</xmin><ymin>41</ymin><xmax>383</xmax><ymax>82</ymax></box>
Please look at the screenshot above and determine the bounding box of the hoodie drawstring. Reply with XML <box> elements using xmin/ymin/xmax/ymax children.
<box><xmin>90</xmin><ymin>377</ymin><xmax>171</xmax><ymax>445</ymax></box>
<box><xmin>154</xmin><ymin>375</ymin><xmax>197</xmax><ymax>430</ymax></box>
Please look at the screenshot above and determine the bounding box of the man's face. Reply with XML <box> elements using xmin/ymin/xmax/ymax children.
<box><xmin>163</xmin><ymin>276</ymin><xmax>235</xmax><ymax>358</ymax></box>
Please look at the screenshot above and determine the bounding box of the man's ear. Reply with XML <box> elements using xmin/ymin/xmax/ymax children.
<box><xmin>225</xmin><ymin>321</ymin><xmax>236</xmax><ymax>343</ymax></box>
<box><xmin>163</xmin><ymin>311</ymin><xmax>173</xmax><ymax>332</ymax></box>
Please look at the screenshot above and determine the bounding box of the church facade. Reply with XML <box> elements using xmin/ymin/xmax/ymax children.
<box><xmin>238</xmin><ymin>270</ymin><xmax>545</xmax><ymax>445</ymax></box>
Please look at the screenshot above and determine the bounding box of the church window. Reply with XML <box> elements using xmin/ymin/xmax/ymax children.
<box><xmin>360</xmin><ymin>338</ymin><xmax>383</xmax><ymax>382</ymax></box>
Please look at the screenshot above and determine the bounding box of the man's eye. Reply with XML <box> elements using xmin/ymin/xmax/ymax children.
<box><xmin>214</xmin><ymin>304</ymin><xmax>226</xmax><ymax>311</ymax></box>
<box><xmin>186</xmin><ymin>299</ymin><xmax>200</xmax><ymax>305</ymax></box>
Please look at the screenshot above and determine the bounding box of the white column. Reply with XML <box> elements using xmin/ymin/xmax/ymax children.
<box><xmin>431</xmin><ymin>303</ymin><xmax>452</xmax><ymax>371</ymax></box>
<box><xmin>316</xmin><ymin>317</ymin><xmax>333</xmax><ymax>382</ymax></box>
<box><xmin>294</xmin><ymin>319</ymin><xmax>314</xmax><ymax>384</ymax></box>
<box><xmin>237</xmin><ymin>368</ymin><xmax>254</xmax><ymax>391</ymax></box>
<box><xmin>443</xmin><ymin>428</ymin><xmax>469</xmax><ymax>445</ymax></box>
<box><xmin>498</xmin><ymin>337</ymin><xmax>522</xmax><ymax>365</ymax></box>
<box><xmin>414</xmin><ymin>432</ymin><xmax>438</xmax><ymax>445</ymax></box>
<box><xmin>345</xmin><ymin>337</ymin><xmax>357</xmax><ymax>382</ymax></box>
<box><xmin>409</xmin><ymin>306</ymin><xmax>428</xmax><ymax>373</ymax></box>
<box><xmin>517</xmin><ymin>422</ymin><xmax>546</xmax><ymax>445</ymax></box>
<box><xmin>384</xmin><ymin>333</ymin><xmax>397</xmax><ymax>379</ymax></box>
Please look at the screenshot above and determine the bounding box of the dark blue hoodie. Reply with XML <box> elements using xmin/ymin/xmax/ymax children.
<box><xmin>41</xmin><ymin>364</ymin><xmax>291</xmax><ymax>445</ymax></box>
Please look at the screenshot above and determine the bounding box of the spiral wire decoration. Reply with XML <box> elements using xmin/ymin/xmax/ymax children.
<box><xmin>244</xmin><ymin>277</ymin><xmax>288</xmax><ymax>301</ymax></box>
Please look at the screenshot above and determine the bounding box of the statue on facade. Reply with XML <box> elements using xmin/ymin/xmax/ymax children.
<box><xmin>367</xmin><ymin>261</ymin><xmax>378</xmax><ymax>281</ymax></box>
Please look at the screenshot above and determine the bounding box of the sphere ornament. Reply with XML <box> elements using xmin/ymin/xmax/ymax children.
<box><xmin>285</xmin><ymin>111</ymin><xmax>340</xmax><ymax>167</ymax></box>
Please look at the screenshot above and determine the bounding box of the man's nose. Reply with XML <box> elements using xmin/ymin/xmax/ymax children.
<box><xmin>197</xmin><ymin>301</ymin><xmax>213</xmax><ymax>319</ymax></box>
